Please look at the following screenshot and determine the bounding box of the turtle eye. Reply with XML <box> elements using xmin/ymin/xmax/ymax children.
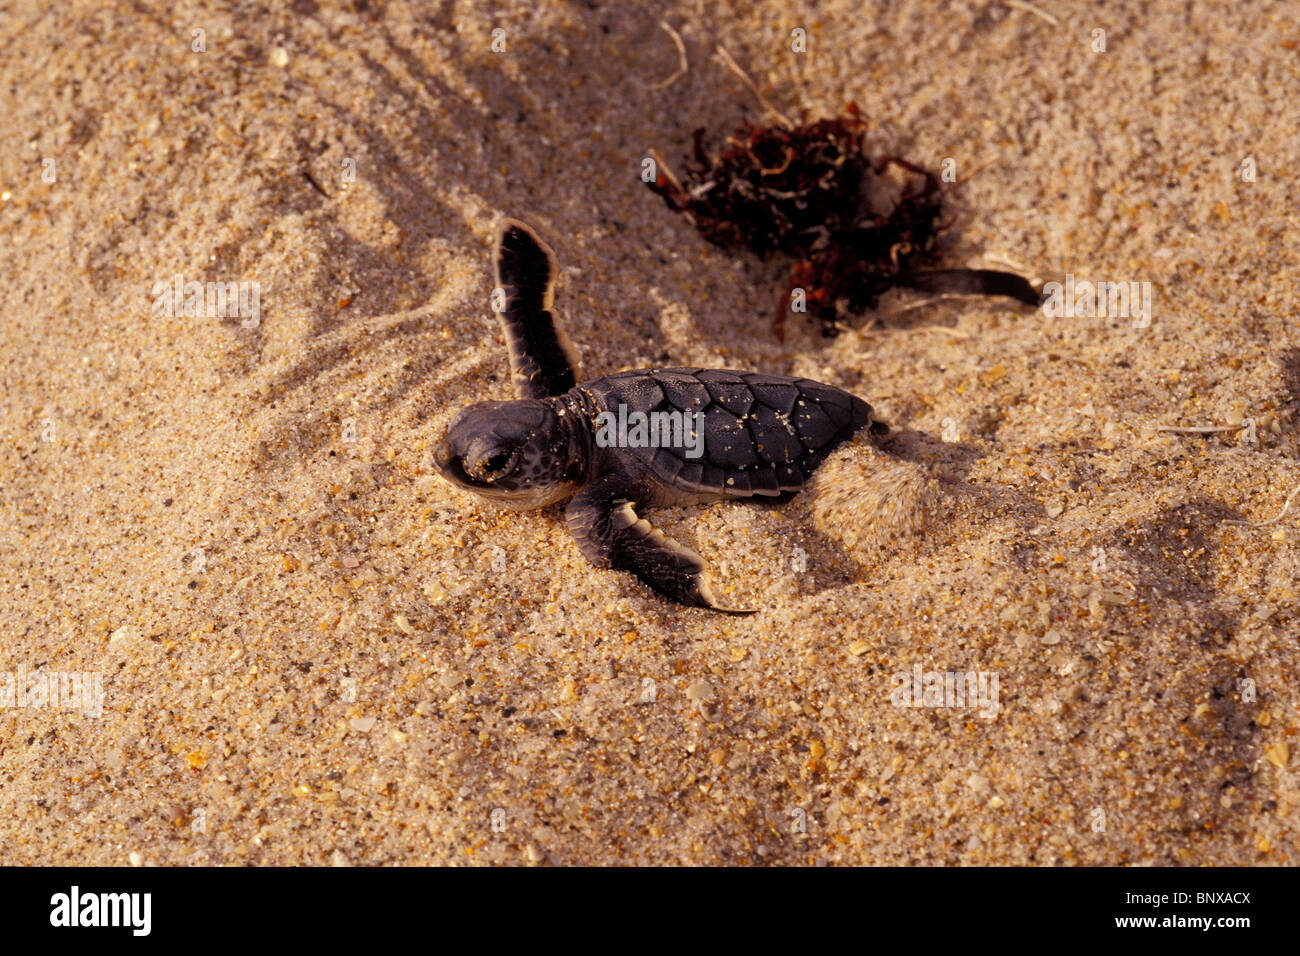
<box><xmin>477</xmin><ymin>450</ymin><xmax>517</xmax><ymax>481</ymax></box>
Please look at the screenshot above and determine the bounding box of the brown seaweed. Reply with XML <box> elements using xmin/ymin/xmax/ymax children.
<box><xmin>646</xmin><ymin>104</ymin><xmax>1041</xmax><ymax>339</ymax></box>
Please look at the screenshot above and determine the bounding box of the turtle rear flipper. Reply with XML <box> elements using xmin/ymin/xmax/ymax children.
<box><xmin>495</xmin><ymin>219</ymin><xmax>582</xmax><ymax>398</ymax></box>
<box><xmin>565</xmin><ymin>476</ymin><xmax>756</xmax><ymax>615</ymax></box>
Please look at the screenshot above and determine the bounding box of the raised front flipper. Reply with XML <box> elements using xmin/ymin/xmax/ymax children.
<box><xmin>565</xmin><ymin>475</ymin><xmax>755</xmax><ymax>614</ymax></box>
<box><xmin>494</xmin><ymin>219</ymin><xmax>582</xmax><ymax>398</ymax></box>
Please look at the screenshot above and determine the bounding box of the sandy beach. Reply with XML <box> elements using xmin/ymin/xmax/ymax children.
<box><xmin>1</xmin><ymin>0</ymin><xmax>1297</xmax><ymax>864</ymax></box>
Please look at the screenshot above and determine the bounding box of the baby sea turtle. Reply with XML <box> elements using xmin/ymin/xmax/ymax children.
<box><xmin>434</xmin><ymin>220</ymin><xmax>878</xmax><ymax>613</ymax></box>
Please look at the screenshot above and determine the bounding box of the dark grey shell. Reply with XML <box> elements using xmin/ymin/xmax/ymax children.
<box><xmin>580</xmin><ymin>368</ymin><xmax>872</xmax><ymax>498</ymax></box>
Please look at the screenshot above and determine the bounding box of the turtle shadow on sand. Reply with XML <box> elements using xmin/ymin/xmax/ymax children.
<box><xmin>568</xmin><ymin>418</ymin><xmax>1075</xmax><ymax>611</ymax></box>
<box><xmin>717</xmin><ymin>427</ymin><xmax>1036</xmax><ymax>605</ymax></box>
<box><xmin>876</xmin><ymin>424</ymin><xmax>983</xmax><ymax>480</ymax></box>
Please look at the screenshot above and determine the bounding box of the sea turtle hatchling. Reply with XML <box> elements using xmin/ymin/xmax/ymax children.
<box><xmin>434</xmin><ymin>220</ymin><xmax>880</xmax><ymax>613</ymax></box>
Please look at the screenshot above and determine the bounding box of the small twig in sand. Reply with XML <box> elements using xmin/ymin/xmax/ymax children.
<box><xmin>714</xmin><ymin>45</ymin><xmax>793</xmax><ymax>129</ymax></box>
<box><xmin>302</xmin><ymin>168</ymin><xmax>331</xmax><ymax>198</ymax></box>
<box><xmin>886</xmin><ymin>294</ymin><xmax>983</xmax><ymax>317</ymax></box>
<box><xmin>652</xmin><ymin>21</ymin><xmax>689</xmax><ymax>90</ymax></box>
<box><xmin>1224</xmin><ymin>480</ymin><xmax>1300</xmax><ymax>528</ymax></box>
<box><xmin>981</xmin><ymin>252</ymin><xmax>1036</xmax><ymax>277</ymax></box>
<box><xmin>648</xmin><ymin>148</ymin><xmax>687</xmax><ymax>196</ymax></box>
<box><xmin>954</xmin><ymin>156</ymin><xmax>999</xmax><ymax>185</ymax></box>
<box><xmin>924</xmin><ymin>325</ymin><xmax>971</xmax><ymax>339</ymax></box>
<box><xmin>1004</xmin><ymin>0</ymin><xmax>1062</xmax><ymax>27</ymax></box>
<box><xmin>1156</xmin><ymin>424</ymin><xmax>1246</xmax><ymax>434</ymax></box>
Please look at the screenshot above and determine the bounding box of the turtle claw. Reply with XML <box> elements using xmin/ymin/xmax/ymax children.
<box><xmin>687</xmin><ymin>573</ymin><xmax>757</xmax><ymax>615</ymax></box>
<box><xmin>638</xmin><ymin>564</ymin><xmax>756</xmax><ymax>615</ymax></box>
<box><xmin>566</xmin><ymin>477</ymin><xmax>756</xmax><ymax>614</ymax></box>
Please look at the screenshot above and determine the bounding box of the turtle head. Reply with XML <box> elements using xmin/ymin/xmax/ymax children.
<box><xmin>434</xmin><ymin>399</ymin><xmax>582</xmax><ymax>509</ymax></box>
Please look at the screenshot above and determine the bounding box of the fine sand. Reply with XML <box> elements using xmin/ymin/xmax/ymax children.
<box><xmin>1</xmin><ymin>0</ymin><xmax>1297</xmax><ymax>864</ymax></box>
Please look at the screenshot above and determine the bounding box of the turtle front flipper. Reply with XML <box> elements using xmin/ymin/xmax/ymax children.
<box><xmin>565</xmin><ymin>476</ymin><xmax>756</xmax><ymax>614</ymax></box>
<box><xmin>494</xmin><ymin>219</ymin><xmax>582</xmax><ymax>399</ymax></box>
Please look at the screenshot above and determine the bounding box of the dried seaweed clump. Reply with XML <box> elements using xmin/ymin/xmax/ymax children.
<box><xmin>647</xmin><ymin>104</ymin><xmax>1040</xmax><ymax>338</ymax></box>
